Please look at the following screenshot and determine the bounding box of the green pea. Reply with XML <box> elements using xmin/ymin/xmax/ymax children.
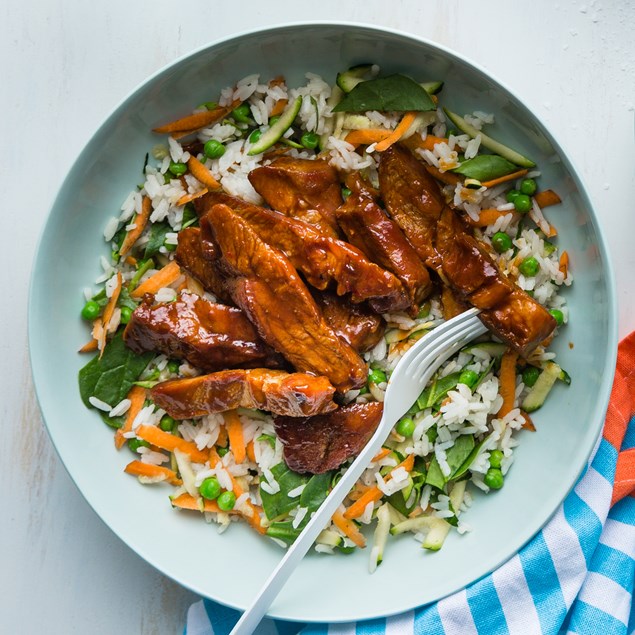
<box><xmin>119</xmin><ymin>306</ymin><xmax>133</xmax><ymax>325</ymax></box>
<box><xmin>459</xmin><ymin>369</ymin><xmax>479</xmax><ymax>388</ymax></box>
<box><xmin>506</xmin><ymin>189</ymin><xmax>520</xmax><ymax>203</ymax></box>
<box><xmin>203</xmin><ymin>139</ymin><xmax>226</xmax><ymax>159</ymax></box>
<box><xmin>489</xmin><ymin>449</ymin><xmax>504</xmax><ymax>469</ymax></box>
<box><xmin>301</xmin><ymin>132</ymin><xmax>319</xmax><ymax>149</ymax></box>
<box><xmin>167</xmin><ymin>360</ymin><xmax>180</xmax><ymax>374</ymax></box>
<box><xmin>491</xmin><ymin>231</ymin><xmax>512</xmax><ymax>253</ymax></box>
<box><xmin>519</xmin><ymin>256</ymin><xmax>540</xmax><ymax>277</ymax></box>
<box><xmin>513</xmin><ymin>193</ymin><xmax>532</xmax><ymax>213</ymax></box>
<box><xmin>217</xmin><ymin>490</ymin><xmax>236</xmax><ymax>511</ymax></box>
<box><xmin>268</xmin><ymin>115</ymin><xmax>280</xmax><ymax>127</ymax></box>
<box><xmin>81</xmin><ymin>300</ymin><xmax>100</xmax><ymax>321</ymax></box>
<box><xmin>232</xmin><ymin>103</ymin><xmax>251</xmax><ymax>123</ymax></box>
<box><xmin>484</xmin><ymin>467</ymin><xmax>504</xmax><ymax>490</ymax></box>
<box><xmin>341</xmin><ymin>187</ymin><xmax>352</xmax><ymax>200</ymax></box>
<box><xmin>522</xmin><ymin>366</ymin><xmax>541</xmax><ymax>388</ymax></box>
<box><xmin>128</xmin><ymin>438</ymin><xmax>150</xmax><ymax>452</ymax></box>
<box><xmin>249</xmin><ymin>129</ymin><xmax>262</xmax><ymax>144</ymax></box>
<box><xmin>199</xmin><ymin>477</ymin><xmax>221</xmax><ymax>501</ymax></box>
<box><xmin>159</xmin><ymin>415</ymin><xmax>176</xmax><ymax>432</ymax></box>
<box><xmin>368</xmin><ymin>369</ymin><xmax>387</xmax><ymax>385</ymax></box>
<box><xmin>169</xmin><ymin>161</ymin><xmax>187</xmax><ymax>176</ymax></box>
<box><xmin>396</xmin><ymin>417</ymin><xmax>416</xmax><ymax>437</ymax></box>
<box><xmin>549</xmin><ymin>309</ymin><xmax>565</xmax><ymax>326</ymax></box>
<box><xmin>520</xmin><ymin>178</ymin><xmax>537</xmax><ymax>196</ymax></box>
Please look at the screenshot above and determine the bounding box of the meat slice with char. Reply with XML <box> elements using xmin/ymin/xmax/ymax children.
<box><xmin>123</xmin><ymin>292</ymin><xmax>284</xmax><ymax>371</ymax></box>
<box><xmin>174</xmin><ymin>227</ymin><xmax>232</xmax><ymax>303</ymax></box>
<box><xmin>274</xmin><ymin>402</ymin><xmax>383</xmax><ymax>474</ymax></box>
<box><xmin>336</xmin><ymin>172</ymin><xmax>433</xmax><ymax>312</ymax></box>
<box><xmin>151</xmin><ymin>369</ymin><xmax>338</xmax><ymax>419</ymax></box>
<box><xmin>312</xmin><ymin>291</ymin><xmax>385</xmax><ymax>353</ymax></box>
<box><xmin>435</xmin><ymin>207</ymin><xmax>556</xmax><ymax>355</ymax></box>
<box><xmin>196</xmin><ymin>192</ymin><xmax>409</xmax><ymax>313</ymax></box>
<box><xmin>378</xmin><ymin>143</ymin><xmax>445</xmax><ymax>264</ymax></box>
<box><xmin>201</xmin><ymin>203</ymin><xmax>367</xmax><ymax>392</ymax></box>
<box><xmin>248</xmin><ymin>157</ymin><xmax>343</xmax><ymax>237</ymax></box>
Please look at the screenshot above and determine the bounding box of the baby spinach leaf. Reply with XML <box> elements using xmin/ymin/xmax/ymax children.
<box><xmin>332</xmin><ymin>74</ymin><xmax>436</xmax><ymax>113</ymax></box>
<box><xmin>143</xmin><ymin>222</ymin><xmax>171</xmax><ymax>259</ymax></box>
<box><xmin>99</xmin><ymin>412</ymin><xmax>125</xmax><ymax>429</ymax></box>
<box><xmin>265</xmin><ymin>521</ymin><xmax>301</xmax><ymax>544</ymax></box>
<box><xmin>78</xmin><ymin>332</ymin><xmax>153</xmax><ymax>409</ymax></box>
<box><xmin>259</xmin><ymin>463</ymin><xmax>308</xmax><ymax>520</ymax></box>
<box><xmin>452</xmin><ymin>438</ymin><xmax>486</xmax><ymax>481</ymax></box>
<box><xmin>300</xmin><ymin>471</ymin><xmax>332</xmax><ymax>510</ymax></box>
<box><xmin>181</xmin><ymin>204</ymin><xmax>199</xmax><ymax>229</ymax></box>
<box><xmin>446</xmin><ymin>435</ymin><xmax>475</xmax><ymax>479</ymax></box>
<box><xmin>425</xmin><ymin>457</ymin><xmax>446</xmax><ymax>490</ymax></box>
<box><xmin>417</xmin><ymin>372</ymin><xmax>462</xmax><ymax>410</ymax></box>
<box><xmin>452</xmin><ymin>155</ymin><xmax>517</xmax><ymax>181</ymax></box>
<box><xmin>117</xmin><ymin>286</ymin><xmax>138</xmax><ymax>311</ymax></box>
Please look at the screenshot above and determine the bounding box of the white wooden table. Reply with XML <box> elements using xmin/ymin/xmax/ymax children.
<box><xmin>2</xmin><ymin>1</ymin><xmax>633</xmax><ymax>633</ymax></box>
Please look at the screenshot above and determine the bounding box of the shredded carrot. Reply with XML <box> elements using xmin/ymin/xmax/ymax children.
<box><xmin>403</xmin><ymin>134</ymin><xmax>449</xmax><ymax>153</ymax></box>
<box><xmin>130</xmin><ymin>260</ymin><xmax>181</xmax><ymax>298</ymax></box>
<box><xmin>372</xmin><ymin>448</ymin><xmax>391</xmax><ymax>463</ymax></box>
<box><xmin>408</xmin><ymin>507</ymin><xmax>423</xmax><ymax>518</ymax></box>
<box><xmin>224</xmin><ymin>410</ymin><xmax>246</xmax><ymax>464</ymax></box>
<box><xmin>269</xmin><ymin>76</ymin><xmax>286</xmax><ymax>87</ymax></box>
<box><xmin>216</xmin><ymin>424</ymin><xmax>228</xmax><ymax>449</ymax></box>
<box><xmin>78</xmin><ymin>339</ymin><xmax>98</xmax><ymax>353</ymax></box>
<box><xmin>497</xmin><ymin>349</ymin><xmax>519</xmax><ymax>418</ymax></box>
<box><xmin>344</xmin><ymin>488</ymin><xmax>383</xmax><ymax>519</ymax></box>
<box><xmin>120</xmin><ymin>197</ymin><xmax>152</xmax><ymax>257</ymax></box>
<box><xmin>124</xmin><ymin>460</ymin><xmax>182</xmax><ymax>485</ymax></box>
<box><xmin>246</xmin><ymin>440</ymin><xmax>256</xmax><ymax>463</ymax></box>
<box><xmin>332</xmin><ymin>511</ymin><xmax>366</xmax><ymax>548</ymax></box>
<box><xmin>153</xmin><ymin>102</ymin><xmax>236</xmax><ymax>136</ymax></box>
<box><xmin>344</xmin><ymin>453</ymin><xmax>415</xmax><ymax>520</ymax></box>
<box><xmin>464</xmin><ymin>208</ymin><xmax>518</xmax><ymax>228</ymax></box>
<box><xmin>520</xmin><ymin>410</ymin><xmax>536</xmax><ymax>431</ymax></box>
<box><xmin>207</xmin><ymin>446</ymin><xmax>264</xmax><ymax>532</ymax></box>
<box><xmin>374</xmin><ymin>112</ymin><xmax>418</xmax><ymax>152</ymax></box>
<box><xmin>114</xmin><ymin>385</ymin><xmax>147</xmax><ymax>449</ymax></box>
<box><xmin>344</xmin><ymin>128</ymin><xmax>392</xmax><ymax>147</ymax></box>
<box><xmin>98</xmin><ymin>273</ymin><xmax>122</xmax><ymax>357</ymax></box>
<box><xmin>172</xmin><ymin>492</ymin><xmax>221</xmax><ymax>513</ymax></box>
<box><xmin>559</xmin><ymin>250</ymin><xmax>569</xmax><ymax>278</ymax></box>
<box><xmin>187</xmin><ymin>156</ymin><xmax>221</xmax><ymax>191</ymax></box>
<box><xmin>176</xmin><ymin>188</ymin><xmax>208</xmax><ymax>207</ymax></box>
<box><xmin>480</xmin><ymin>169</ymin><xmax>529</xmax><ymax>189</ymax></box>
<box><xmin>423</xmin><ymin>163</ymin><xmax>462</xmax><ymax>186</ymax></box>
<box><xmin>135</xmin><ymin>424</ymin><xmax>209</xmax><ymax>463</ymax></box>
<box><xmin>269</xmin><ymin>98</ymin><xmax>289</xmax><ymax>117</ymax></box>
<box><xmin>125</xmin><ymin>255</ymin><xmax>137</xmax><ymax>267</ymax></box>
<box><xmin>534</xmin><ymin>189</ymin><xmax>562</xmax><ymax>208</ymax></box>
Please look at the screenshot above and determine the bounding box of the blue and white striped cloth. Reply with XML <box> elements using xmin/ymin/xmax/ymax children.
<box><xmin>185</xmin><ymin>334</ymin><xmax>635</xmax><ymax>635</ymax></box>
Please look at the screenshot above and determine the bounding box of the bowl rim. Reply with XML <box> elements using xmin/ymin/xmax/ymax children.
<box><xmin>28</xmin><ymin>20</ymin><xmax>619</xmax><ymax>623</ymax></box>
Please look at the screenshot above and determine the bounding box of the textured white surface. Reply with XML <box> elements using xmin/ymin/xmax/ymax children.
<box><xmin>1</xmin><ymin>1</ymin><xmax>633</xmax><ymax>633</ymax></box>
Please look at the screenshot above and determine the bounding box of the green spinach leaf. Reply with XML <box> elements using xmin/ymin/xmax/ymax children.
<box><xmin>78</xmin><ymin>332</ymin><xmax>153</xmax><ymax>409</ymax></box>
<box><xmin>265</xmin><ymin>521</ymin><xmax>301</xmax><ymax>544</ymax></box>
<box><xmin>445</xmin><ymin>435</ymin><xmax>475</xmax><ymax>478</ymax></box>
<box><xmin>452</xmin><ymin>438</ymin><xmax>486</xmax><ymax>481</ymax></box>
<box><xmin>143</xmin><ymin>222</ymin><xmax>171</xmax><ymax>259</ymax></box>
<box><xmin>300</xmin><ymin>471</ymin><xmax>332</xmax><ymax>510</ymax></box>
<box><xmin>425</xmin><ymin>457</ymin><xmax>446</xmax><ymax>490</ymax></box>
<box><xmin>417</xmin><ymin>372</ymin><xmax>462</xmax><ymax>410</ymax></box>
<box><xmin>452</xmin><ymin>154</ymin><xmax>517</xmax><ymax>181</ymax></box>
<box><xmin>332</xmin><ymin>74</ymin><xmax>436</xmax><ymax>113</ymax></box>
<box><xmin>259</xmin><ymin>463</ymin><xmax>308</xmax><ymax>520</ymax></box>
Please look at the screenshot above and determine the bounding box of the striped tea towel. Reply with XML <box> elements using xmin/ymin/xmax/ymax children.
<box><xmin>185</xmin><ymin>332</ymin><xmax>635</xmax><ymax>635</ymax></box>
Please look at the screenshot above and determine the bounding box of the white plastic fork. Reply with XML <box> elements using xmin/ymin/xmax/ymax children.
<box><xmin>230</xmin><ymin>308</ymin><xmax>487</xmax><ymax>635</ymax></box>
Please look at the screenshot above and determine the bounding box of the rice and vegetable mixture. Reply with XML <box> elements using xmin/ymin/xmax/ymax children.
<box><xmin>78</xmin><ymin>65</ymin><xmax>572</xmax><ymax>570</ymax></box>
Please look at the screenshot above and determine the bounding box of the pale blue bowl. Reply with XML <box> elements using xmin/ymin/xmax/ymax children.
<box><xmin>29</xmin><ymin>22</ymin><xmax>617</xmax><ymax>623</ymax></box>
